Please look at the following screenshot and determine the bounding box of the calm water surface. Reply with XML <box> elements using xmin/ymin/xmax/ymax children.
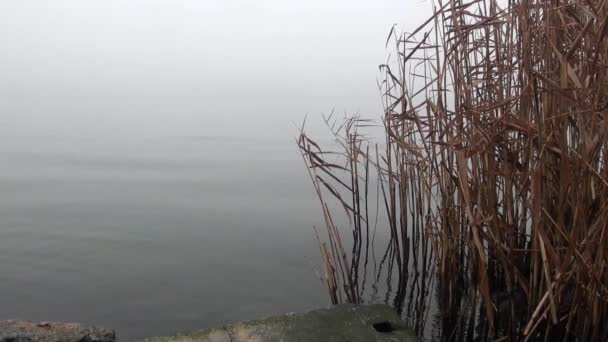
<box><xmin>0</xmin><ymin>135</ymin><xmax>327</xmax><ymax>340</ymax></box>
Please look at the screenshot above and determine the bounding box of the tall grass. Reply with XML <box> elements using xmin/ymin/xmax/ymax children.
<box><xmin>299</xmin><ymin>0</ymin><xmax>608</xmax><ymax>340</ymax></box>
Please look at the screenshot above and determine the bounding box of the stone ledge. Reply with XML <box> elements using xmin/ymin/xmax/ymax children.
<box><xmin>0</xmin><ymin>320</ymin><xmax>116</xmax><ymax>342</ymax></box>
<box><xmin>143</xmin><ymin>304</ymin><xmax>419</xmax><ymax>342</ymax></box>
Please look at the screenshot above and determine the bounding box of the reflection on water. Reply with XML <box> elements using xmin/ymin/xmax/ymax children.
<box><xmin>0</xmin><ymin>133</ymin><xmax>467</xmax><ymax>341</ymax></box>
<box><xmin>0</xmin><ymin>135</ymin><xmax>327</xmax><ymax>340</ymax></box>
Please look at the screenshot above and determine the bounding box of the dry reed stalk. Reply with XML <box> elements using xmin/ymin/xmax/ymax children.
<box><xmin>299</xmin><ymin>0</ymin><xmax>608</xmax><ymax>340</ymax></box>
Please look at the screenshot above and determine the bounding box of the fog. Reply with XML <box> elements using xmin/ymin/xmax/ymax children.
<box><xmin>0</xmin><ymin>0</ymin><xmax>429</xmax><ymax>139</ymax></box>
<box><xmin>0</xmin><ymin>2</ymin><xmax>433</xmax><ymax>339</ymax></box>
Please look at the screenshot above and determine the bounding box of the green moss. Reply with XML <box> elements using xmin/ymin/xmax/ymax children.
<box><xmin>142</xmin><ymin>304</ymin><xmax>418</xmax><ymax>342</ymax></box>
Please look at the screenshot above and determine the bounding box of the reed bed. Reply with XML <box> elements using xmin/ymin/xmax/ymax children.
<box><xmin>298</xmin><ymin>0</ymin><xmax>608</xmax><ymax>340</ymax></box>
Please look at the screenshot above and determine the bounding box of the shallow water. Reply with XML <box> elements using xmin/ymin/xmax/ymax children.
<box><xmin>0</xmin><ymin>134</ymin><xmax>329</xmax><ymax>340</ymax></box>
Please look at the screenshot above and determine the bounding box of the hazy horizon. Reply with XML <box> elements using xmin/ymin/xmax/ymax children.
<box><xmin>1</xmin><ymin>0</ymin><xmax>429</xmax><ymax>140</ymax></box>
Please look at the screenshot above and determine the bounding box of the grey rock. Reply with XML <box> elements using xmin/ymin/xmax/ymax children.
<box><xmin>143</xmin><ymin>304</ymin><xmax>419</xmax><ymax>342</ymax></box>
<box><xmin>0</xmin><ymin>320</ymin><xmax>115</xmax><ymax>342</ymax></box>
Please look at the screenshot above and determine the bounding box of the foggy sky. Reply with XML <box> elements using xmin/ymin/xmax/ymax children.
<box><xmin>0</xmin><ymin>1</ymin><xmax>429</xmax><ymax>139</ymax></box>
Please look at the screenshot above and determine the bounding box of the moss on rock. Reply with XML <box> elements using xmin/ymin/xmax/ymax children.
<box><xmin>143</xmin><ymin>304</ymin><xmax>418</xmax><ymax>342</ymax></box>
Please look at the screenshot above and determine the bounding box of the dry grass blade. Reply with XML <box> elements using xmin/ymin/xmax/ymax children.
<box><xmin>299</xmin><ymin>0</ymin><xmax>608</xmax><ymax>340</ymax></box>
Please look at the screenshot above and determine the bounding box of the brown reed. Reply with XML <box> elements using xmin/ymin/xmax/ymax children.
<box><xmin>299</xmin><ymin>0</ymin><xmax>608</xmax><ymax>340</ymax></box>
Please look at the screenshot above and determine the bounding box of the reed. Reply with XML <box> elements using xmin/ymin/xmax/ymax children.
<box><xmin>299</xmin><ymin>0</ymin><xmax>608</xmax><ymax>340</ymax></box>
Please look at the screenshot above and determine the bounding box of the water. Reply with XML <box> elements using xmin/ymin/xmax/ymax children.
<box><xmin>0</xmin><ymin>0</ymin><xmax>439</xmax><ymax>337</ymax></box>
<box><xmin>0</xmin><ymin>134</ymin><xmax>328</xmax><ymax>340</ymax></box>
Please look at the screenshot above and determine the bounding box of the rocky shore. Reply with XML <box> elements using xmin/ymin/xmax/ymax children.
<box><xmin>0</xmin><ymin>320</ymin><xmax>115</xmax><ymax>342</ymax></box>
<box><xmin>1</xmin><ymin>305</ymin><xmax>418</xmax><ymax>342</ymax></box>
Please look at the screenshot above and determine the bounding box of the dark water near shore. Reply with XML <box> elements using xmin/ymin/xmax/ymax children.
<box><xmin>0</xmin><ymin>134</ymin><xmax>329</xmax><ymax>340</ymax></box>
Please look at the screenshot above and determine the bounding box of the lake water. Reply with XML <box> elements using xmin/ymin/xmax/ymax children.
<box><xmin>0</xmin><ymin>134</ymin><xmax>329</xmax><ymax>340</ymax></box>
<box><xmin>0</xmin><ymin>0</ymin><xmax>440</xmax><ymax>338</ymax></box>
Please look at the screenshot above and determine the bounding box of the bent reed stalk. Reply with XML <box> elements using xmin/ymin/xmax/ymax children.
<box><xmin>298</xmin><ymin>0</ymin><xmax>608</xmax><ymax>340</ymax></box>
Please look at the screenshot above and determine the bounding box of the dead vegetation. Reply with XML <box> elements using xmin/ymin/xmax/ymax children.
<box><xmin>298</xmin><ymin>0</ymin><xmax>608</xmax><ymax>340</ymax></box>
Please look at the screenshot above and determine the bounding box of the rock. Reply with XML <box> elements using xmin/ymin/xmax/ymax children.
<box><xmin>144</xmin><ymin>304</ymin><xmax>419</xmax><ymax>342</ymax></box>
<box><xmin>0</xmin><ymin>320</ymin><xmax>115</xmax><ymax>342</ymax></box>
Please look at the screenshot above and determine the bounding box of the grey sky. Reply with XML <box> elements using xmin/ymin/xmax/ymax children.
<box><xmin>0</xmin><ymin>0</ymin><xmax>429</xmax><ymax>139</ymax></box>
